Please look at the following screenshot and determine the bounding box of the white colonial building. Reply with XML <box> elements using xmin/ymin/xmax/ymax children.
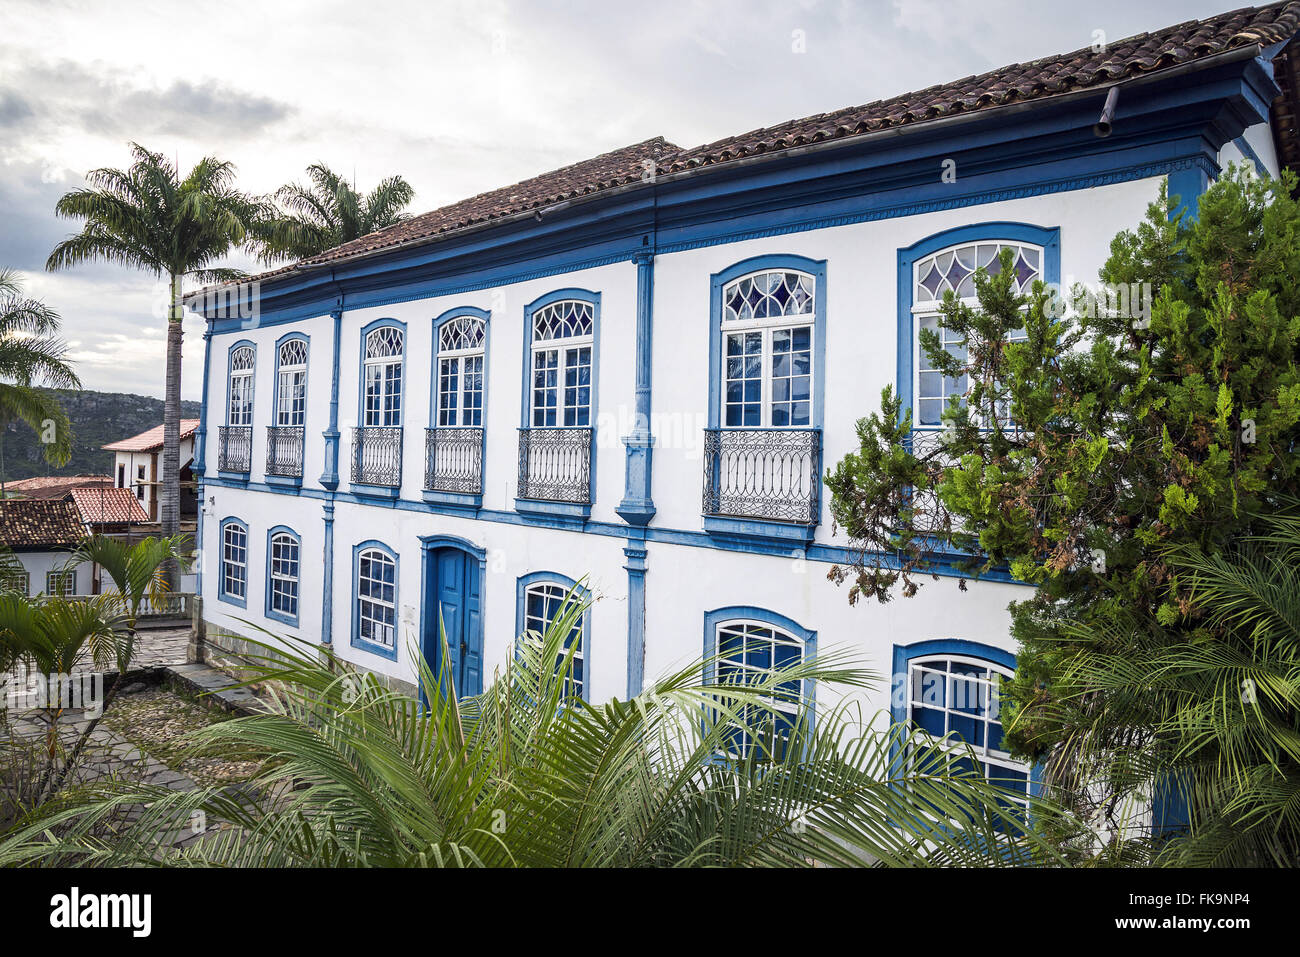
<box><xmin>185</xmin><ymin>3</ymin><xmax>1300</xmax><ymax>808</ymax></box>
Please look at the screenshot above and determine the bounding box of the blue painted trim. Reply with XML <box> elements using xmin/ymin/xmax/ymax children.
<box><xmin>515</xmin><ymin>570</ymin><xmax>591</xmax><ymax>702</ymax></box>
<box><xmin>702</xmin><ymin>515</ymin><xmax>816</xmax><ymax>550</ymax></box>
<box><xmin>707</xmin><ymin>253</ymin><xmax>827</xmax><ymax>430</ymax></box>
<box><xmin>194</xmin><ymin>332</ymin><xmax>213</xmax><ymax>476</ymax></box>
<box><xmin>350</xmin><ymin>538</ymin><xmax>399</xmax><ymax>662</ymax></box>
<box><xmin>264</xmin><ymin>524</ymin><xmax>301</xmax><ymax>627</ymax></box>
<box><xmin>272</xmin><ymin>329</ymin><xmax>310</xmax><ymax>425</ymax></box>
<box><xmin>896</xmin><ymin>221</ymin><xmax>1062</xmax><ymax>431</ymax></box>
<box><xmin>352</xmin><ymin>316</ymin><xmax>407</xmax><ymax>493</ymax></box>
<box><xmin>351</xmin><ymin>482</ymin><xmax>402</xmax><ymax>502</ymax></box>
<box><xmin>513</xmin><ymin>498</ymin><xmax>591</xmax><ymax>525</ymax></box>
<box><xmin>618</xmin><ymin>253</ymin><xmax>657</xmax><ymax>526</ymax></box>
<box><xmin>421</xmin><ymin>489</ymin><xmax>482</xmax><ymax>514</ymax></box>
<box><xmin>321</xmin><ymin>503</ymin><xmax>335</xmax><ymax>645</ymax></box>
<box><xmin>265</xmin><ymin>473</ymin><xmax>303</xmax><ymax>490</ymax></box>
<box><xmin>703</xmin><ymin>605</ymin><xmax>818</xmax><ymax>732</ymax></box>
<box><xmin>623</xmin><ymin>542</ymin><xmax>647</xmax><ymax>697</ymax></box>
<box><xmin>1168</xmin><ymin>161</ymin><xmax>1213</xmax><ymax>222</ymax></box>
<box><xmin>216</xmin><ymin>516</ymin><xmax>249</xmax><ymax>609</ymax></box>
<box><xmin>428</xmin><ymin>304</ymin><xmax>491</xmax><ymax>513</ymax></box>
<box><xmin>199</xmin><ymin>472</ymin><xmax>1033</xmax><ymax>585</ymax></box>
<box><xmin>217</xmin><ymin>470</ymin><xmax>251</xmax><ymax>483</ymax></box>
<box><xmin>321</xmin><ymin>308</ymin><xmax>343</xmax><ymax>490</ymax></box>
<box><xmin>224</xmin><ymin>339</ymin><xmax>257</xmax><ymax>429</ymax></box>
<box><xmin>417</xmin><ymin>533</ymin><xmax>488</xmax><ymax>703</ymax></box>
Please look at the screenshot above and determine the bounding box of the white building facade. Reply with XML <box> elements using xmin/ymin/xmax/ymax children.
<box><xmin>186</xmin><ymin>11</ymin><xmax>1295</xmax><ymax>809</ymax></box>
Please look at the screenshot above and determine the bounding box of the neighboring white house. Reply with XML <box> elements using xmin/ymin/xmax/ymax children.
<box><xmin>0</xmin><ymin>499</ymin><xmax>85</xmax><ymax>597</ymax></box>
<box><xmin>184</xmin><ymin>3</ymin><xmax>1300</xmax><ymax>813</ymax></box>
<box><xmin>102</xmin><ymin>420</ymin><xmax>200</xmax><ymax>525</ymax></box>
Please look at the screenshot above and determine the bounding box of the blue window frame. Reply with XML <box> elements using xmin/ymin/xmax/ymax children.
<box><xmin>218</xmin><ymin>517</ymin><xmax>249</xmax><ymax>608</ymax></box>
<box><xmin>265</xmin><ymin>526</ymin><xmax>301</xmax><ymax>625</ymax></box>
<box><xmin>515</xmin><ymin>571</ymin><xmax>590</xmax><ymax>701</ymax></box>
<box><xmin>703</xmin><ymin>606</ymin><xmax>816</xmax><ymax>759</ymax></box>
<box><xmin>897</xmin><ymin>223</ymin><xmax>1060</xmax><ymax>430</ymax></box>
<box><xmin>274</xmin><ymin>333</ymin><xmax>309</xmax><ymax>427</ymax></box>
<box><xmin>708</xmin><ymin>255</ymin><xmax>827</xmax><ymax>430</ymax></box>
<box><xmin>226</xmin><ymin>341</ymin><xmax>256</xmax><ymax>426</ymax></box>
<box><xmin>358</xmin><ymin>320</ymin><xmax>405</xmax><ymax>428</ymax></box>
<box><xmin>891</xmin><ymin>639</ymin><xmax>1032</xmax><ymax>825</ymax></box>
<box><xmin>434</xmin><ymin>308</ymin><xmax>488</xmax><ymax>428</ymax></box>
<box><xmin>351</xmin><ymin>541</ymin><xmax>398</xmax><ymax>660</ymax></box>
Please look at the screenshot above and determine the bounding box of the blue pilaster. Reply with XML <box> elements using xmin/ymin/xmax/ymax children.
<box><xmin>193</xmin><ymin>330</ymin><xmax>213</xmax><ymax>477</ymax></box>
<box><xmin>616</xmin><ymin>251</ymin><xmax>657</xmax><ymax>526</ymax></box>
<box><xmin>1168</xmin><ymin>155</ymin><xmax>1216</xmax><ymax>223</ymax></box>
<box><xmin>321</xmin><ymin>502</ymin><xmax>335</xmax><ymax>646</ymax></box>
<box><xmin>321</xmin><ymin>307</ymin><xmax>343</xmax><ymax>490</ymax></box>
<box><xmin>623</xmin><ymin>539</ymin><xmax>648</xmax><ymax>697</ymax></box>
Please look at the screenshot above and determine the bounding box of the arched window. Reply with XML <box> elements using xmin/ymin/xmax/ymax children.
<box><xmin>894</xmin><ymin>641</ymin><xmax>1031</xmax><ymax>825</ymax></box>
<box><xmin>362</xmin><ymin>325</ymin><xmax>404</xmax><ymax>427</ymax></box>
<box><xmin>266</xmin><ymin>527</ymin><xmax>300</xmax><ymax>624</ymax></box>
<box><xmin>219</xmin><ymin>518</ymin><xmax>248</xmax><ymax>607</ymax></box>
<box><xmin>353</xmin><ymin>543</ymin><xmax>398</xmax><ymax>658</ymax></box>
<box><xmin>719</xmin><ymin>269</ymin><xmax>816</xmax><ymax>428</ymax></box>
<box><xmin>436</xmin><ymin>314</ymin><xmax>486</xmax><ymax>427</ymax></box>
<box><xmin>530</xmin><ymin>299</ymin><xmax>593</xmax><ymax>428</ymax></box>
<box><xmin>227</xmin><ymin>344</ymin><xmax>255</xmax><ymax>426</ymax></box>
<box><xmin>275</xmin><ymin>337</ymin><xmax>308</xmax><ymax>427</ymax></box>
<box><xmin>704</xmin><ymin>607</ymin><xmax>816</xmax><ymax>760</ymax></box>
<box><xmin>516</xmin><ymin>572</ymin><xmax>589</xmax><ymax>700</ymax></box>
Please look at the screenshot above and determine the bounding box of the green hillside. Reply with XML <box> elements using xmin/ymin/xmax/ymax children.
<box><xmin>0</xmin><ymin>389</ymin><xmax>202</xmax><ymax>482</ymax></box>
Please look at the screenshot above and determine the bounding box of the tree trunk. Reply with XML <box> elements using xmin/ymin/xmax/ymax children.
<box><xmin>160</xmin><ymin>273</ymin><xmax>184</xmax><ymax>589</ymax></box>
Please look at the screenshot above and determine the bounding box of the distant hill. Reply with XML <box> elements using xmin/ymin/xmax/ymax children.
<box><xmin>0</xmin><ymin>389</ymin><xmax>202</xmax><ymax>482</ymax></box>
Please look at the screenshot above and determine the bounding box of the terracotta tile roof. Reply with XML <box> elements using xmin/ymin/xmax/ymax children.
<box><xmin>5</xmin><ymin>474</ymin><xmax>112</xmax><ymax>500</ymax></box>
<box><xmin>102</xmin><ymin>419</ymin><xmax>200</xmax><ymax>453</ymax></box>
<box><xmin>0</xmin><ymin>499</ymin><xmax>85</xmax><ymax>549</ymax></box>
<box><xmin>222</xmin><ymin>2</ymin><xmax>1300</xmax><ymax>289</ymax></box>
<box><xmin>660</xmin><ymin>2</ymin><xmax>1300</xmax><ymax>175</ymax></box>
<box><xmin>68</xmin><ymin>487</ymin><xmax>150</xmax><ymax>525</ymax></box>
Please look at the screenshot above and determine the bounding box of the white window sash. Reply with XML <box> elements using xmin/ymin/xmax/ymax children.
<box><xmin>721</xmin><ymin>321</ymin><xmax>814</xmax><ymax>429</ymax></box>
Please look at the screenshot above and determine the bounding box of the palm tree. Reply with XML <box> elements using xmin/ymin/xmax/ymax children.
<box><xmin>254</xmin><ymin>163</ymin><xmax>415</xmax><ymax>263</ymax></box>
<box><xmin>0</xmin><ymin>592</ymin><xmax>1066</xmax><ymax>867</ymax></box>
<box><xmin>1035</xmin><ymin>511</ymin><xmax>1300</xmax><ymax>867</ymax></box>
<box><xmin>46</xmin><ymin>144</ymin><xmax>263</xmax><ymax>574</ymax></box>
<box><xmin>0</xmin><ymin>270</ymin><xmax>79</xmax><ymax>495</ymax></box>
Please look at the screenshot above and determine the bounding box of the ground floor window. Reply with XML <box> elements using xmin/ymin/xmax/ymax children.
<box><xmin>518</xmin><ymin>576</ymin><xmax>586</xmax><ymax>700</ymax></box>
<box><xmin>220</xmin><ymin>520</ymin><xmax>248</xmax><ymax>604</ymax></box>
<box><xmin>356</xmin><ymin>546</ymin><xmax>397</xmax><ymax>652</ymax></box>
<box><xmin>268</xmin><ymin>530</ymin><xmax>300</xmax><ymax>623</ymax></box>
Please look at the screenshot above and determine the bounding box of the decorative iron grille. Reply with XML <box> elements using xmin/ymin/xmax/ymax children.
<box><xmin>702</xmin><ymin>428</ymin><xmax>821</xmax><ymax>525</ymax></box>
<box><xmin>517</xmin><ymin>428</ymin><xmax>592</xmax><ymax>504</ymax></box>
<box><xmin>265</xmin><ymin>426</ymin><xmax>305</xmax><ymax>477</ymax></box>
<box><xmin>425</xmin><ymin>427</ymin><xmax>484</xmax><ymax>494</ymax></box>
<box><xmin>217</xmin><ymin>426</ymin><xmax>252</xmax><ymax>473</ymax></box>
<box><xmin>351</xmin><ymin>427</ymin><xmax>403</xmax><ymax>487</ymax></box>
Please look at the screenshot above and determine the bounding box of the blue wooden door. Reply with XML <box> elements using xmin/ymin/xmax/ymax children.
<box><xmin>427</xmin><ymin>547</ymin><xmax>482</xmax><ymax>699</ymax></box>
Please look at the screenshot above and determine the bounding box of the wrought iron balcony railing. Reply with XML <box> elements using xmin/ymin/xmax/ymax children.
<box><xmin>517</xmin><ymin>428</ymin><xmax>592</xmax><ymax>504</ymax></box>
<box><xmin>351</xmin><ymin>426</ymin><xmax>403</xmax><ymax>487</ymax></box>
<box><xmin>425</xmin><ymin>427</ymin><xmax>484</xmax><ymax>495</ymax></box>
<box><xmin>265</xmin><ymin>426</ymin><xmax>305</xmax><ymax>477</ymax></box>
<box><xmin>217</xmin><ymin>426</ymin><xmax>252</xmax><ymax>473</ymax></box>
<box><xmin>702</xmin><ymin>428</ymin><xmax>821</xmax><ymax>525</ymax></box>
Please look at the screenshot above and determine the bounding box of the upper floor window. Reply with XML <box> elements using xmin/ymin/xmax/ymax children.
<box><xmin>721</xmin><ymin>270</ymin><xmax>815</xmax><ymax>428</ymax></box>
<box><xmin>903</xmin><ymin>229</ymin><xmax>1056</xmax><ymax>429</ymax></box>
<box><xmin>45</xmin><ymin>570</ymin><xmax>76</xmax><ymax>596</ymax></box>
<box><xmin>220</xmin><ymin>518</ymin><xmax>248</xmax><ymax>606</ymax></box>
<box><xmin>227</xmin><ymin>344</ymin><xmax>255</xmax><ymax>426</ymax></box>
<box><xmin>437</xmin><ymin>314</ymin><xmax>486</xmax><ymax>427</ymax></box>
<box><xmin>706</xmin><ymin>610</ymin><xmax>812</xmax><ymax>760</ymax></box>
<box><xmin>267</xmin><ymin>528</ymin><xmax>300</xmax><ymax>624</ymax></box>
<box><xmin>517</xmin><ymin>573</ymin><xmax>588</xmax><ymax>700</ymax></box>
<box><xmin>362</xmin><ymin>325</ymin><xmax>404</xmax><ymax>427</ymax></box>
<box><xmin>896</xmin><ymin>642</ymin><xmax>1031</xmax><ymax>827</ymax></box>
<box><xmin>530</xmin><ymin>300</ymin><xmax>593</xmax><ymax>428</ymax></box>
<box><xmin>2</xmin><ymin>571</ymin><xmax>30</xmax><ymax>597</ymax></box>
<box><xmin>276</xmin><ymin>337</ymin><xmax>308</xmax><ymax>427</ymax></box>
<box><xmin>355</xmin><ymin>544</ymin><xmax>397</xmax><ymax>655</ymax></box>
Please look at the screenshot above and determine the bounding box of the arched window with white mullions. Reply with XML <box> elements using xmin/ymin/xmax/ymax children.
<box><xmin>515</xmin><ymin>572</ymin><xmax>590</xmax><ymax>701</ymax></box>
<box><xmin>436</xmin><ymin>314</ymin><xmax>486</xmax><ymax>427</ymax></box>
<box><xmin>352</xmin><ymin>542</ymin><xmax>398</xmax><ymax>660</ymax></box>
<box><xmin>899</xmin><ymin>224</ymin><xmax>1059</xmax><ymax>432</ymax></box>
<box><xmin>530</xmin><ymin>299</ymin><xmax>594</xmax><ymax>428</ymax></box>
<box><xmin>893</xmin><ymin>640</ymin><xmax>1032</xmax><ymax>830</ymax></box>
<box><xmin>719</xmin><ymin>269</ymin><xmax>816</xmax><ymax>428</ymax></box>
<box><xmin>703</xmin><ymin>607</ymin><xmax>817</xmax><ymax>760</ymax></box>
<box><xmin>227</xmin><ymin>344</ymin><xmax>255</xmax><ymax>427</ymax></box>
<box><xmin>265</xmin><ymin>526</ymin><xmax>301</xmax><ymax>626</ymax></box>
<box><xmin>426</xmin><ymin>307</ymin><xmax>490</xmax><ymax>500</ymax></box>
<box><xmin>353</xmin><ymin>320</ymin><xmax>406</xmax><ymax>489</ymax></box>
<box><xmin>275</xmin><ymin>337</ymin><xmax>308</xmax><ymax>427</ymax></box>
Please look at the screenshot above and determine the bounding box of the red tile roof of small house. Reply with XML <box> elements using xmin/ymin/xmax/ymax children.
<box><xmin>68</xmin><ymin>487</ymin><xmax>150</xmax><ymax>526</ymax></box>
<box><xmin>0</xmin><ymin>499</ymin><xmax>85</xmax><ymax>549</ymax></box>
<box><xmin>4</xmin><ymin>474</ymin><xmax>112</xmax><ymax>500</ymax></box>
<box><xmin>102</xmin><ymin>419</ymin><xmax>200</xmax><ymax>453</ymax></box>
<box><xmin>206</xmin><ymin>2</ymin><xmax>1300</xmax><ymax>290</ymax></box>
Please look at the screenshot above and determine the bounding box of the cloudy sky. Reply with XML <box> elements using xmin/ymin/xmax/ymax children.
<box><xmin>1</xmin><ymin>0</ymin><xmax>1235</xmax><ymax>400</ymax></box>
